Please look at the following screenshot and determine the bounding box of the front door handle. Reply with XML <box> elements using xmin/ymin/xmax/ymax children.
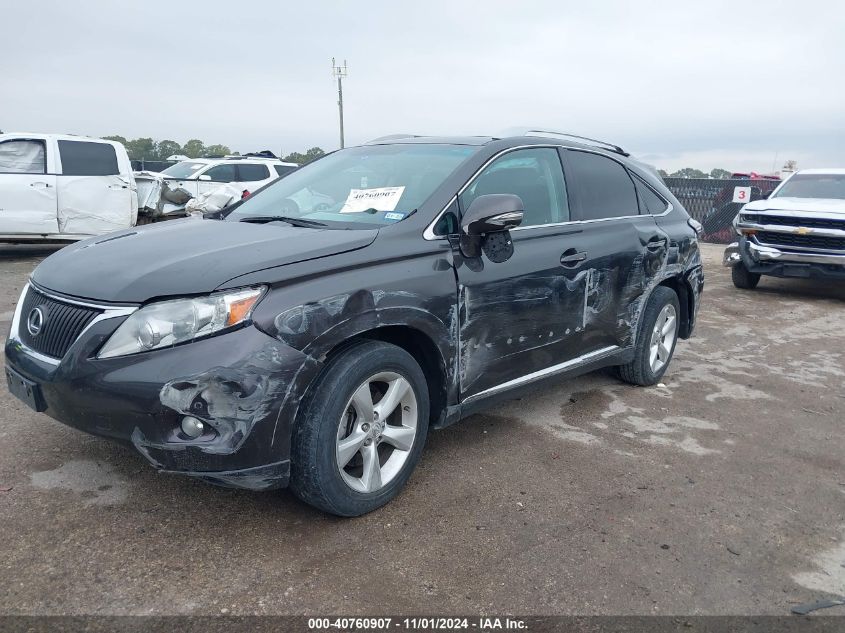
<box><xmin>560</xmin><ymin>249</ymin><xmax>587</xmax><ymax>267</ymax></box>
<box><xmin>30</xmin><ymin>182</ymin><xmax>51</xmax><ymax>188</ymax></box>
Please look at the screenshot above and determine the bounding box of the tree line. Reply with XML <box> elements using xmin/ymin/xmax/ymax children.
<box><xmin>102</xmin><ymin>135</ymin><xmax>325</xmax><ymax>165</ymax></box>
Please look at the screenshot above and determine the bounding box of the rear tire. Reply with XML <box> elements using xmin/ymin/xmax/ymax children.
<box><xmin>618</xmin><ymin>286</ymin><xmax>681</xmax><ymax>386</ymax></box>
<box><xmin>290</xmin><ymin>341</ymin><xmax>429</xmax><ymax>517</ymax></box>
<box><xmin>731</xmin><ymin>263</ymin><xmax>761</xmax><ymax>289</ymax></box>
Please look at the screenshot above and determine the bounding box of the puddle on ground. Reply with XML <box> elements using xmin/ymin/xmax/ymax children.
<box><xmin>30</xmin><ymin>459</ymin><xmax>130</xmax><ymax>506</ymax></box>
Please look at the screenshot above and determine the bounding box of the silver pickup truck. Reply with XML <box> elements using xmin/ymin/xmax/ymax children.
<box><xmin>724</xmin><ymin>169</ymin><xmax>845</xmax><ymax>288</ymax></box>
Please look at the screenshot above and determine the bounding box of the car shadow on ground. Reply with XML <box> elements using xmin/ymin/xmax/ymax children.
<box><xmin>0</xmin><ymin>245</ymin><xmax>65</xmax><ymax>260</ymax></box>
<box><xmin>746</xmin><ymin>277</ymin><xmax>845</xmax><ymax>302</ymax></box>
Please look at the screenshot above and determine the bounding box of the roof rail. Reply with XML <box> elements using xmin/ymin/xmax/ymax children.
<box><xmin>523</xmin><ymin>130</ymin><xmax>629</xmax><ymax>156</ymax></box>
<box><xmin>364</xmin><ymin>134</ymin><xmax>421</xmax><ymax>145</ymax></box>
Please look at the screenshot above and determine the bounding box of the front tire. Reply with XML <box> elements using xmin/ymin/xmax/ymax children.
<box><xmin>618</xmin><ymin>286</ymin><xmax>681</xmax><ymax>386</ymax></box>
<box><xmin>731</xmin><ymin>263</ymin><xmax>761</xmax><ymax>289</ymax></box>
<box><xmin>290</xmin><ymin>341</ymin><xmax>430</xmax><ymax>516</ymax></box>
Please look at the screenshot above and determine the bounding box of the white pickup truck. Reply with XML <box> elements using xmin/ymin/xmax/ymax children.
<box><xmin>724</xmin><ymin>169</ymin><xmax>845</xmax><ymax>287</ymax></box>
<box><xmin>0</xmin><ymin>132</ymin><xmax>137</xmax><ymax>242</ymax></box>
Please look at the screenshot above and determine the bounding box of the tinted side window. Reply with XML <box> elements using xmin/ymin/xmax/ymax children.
<box><xmin>460</xmin><ymin>148</ymin><xmax>569</xmax><ymax>227</ymax></box>
<box><xmin>635</xmin><ymin>178</ymin><xmax>669</xmax><ymax>215</ymax></box>
<box><xmin>203</xmin><ymin>164</ymin><xmax>237</xmax><ymax>182</ymax></box>
<box><xmin>274</xmin><ymin>165</ymin><xmax>297</xmax><ymax>177</ymax></box>
<box><xmin>566</xmin><ymin>151</ymin><xmax>638</xmax><ymax>220</ymax></box>
<box><xmin>238</xmin><ymin>164</ymin><xmax>271</xmax><ymax>182</ymax></box>
<box><xmin>0</xmin><ymin>140</ymin><xmax>46</xmax><ymax>174</ymax></box>
<box><xmin>58</xmin><ymin>140</ymin><xmax>119</xmax><ymax>176</ymax></box>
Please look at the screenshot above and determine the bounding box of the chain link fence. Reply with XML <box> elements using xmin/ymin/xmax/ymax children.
<box><xmin>664</xmin><ymin>177</ymin><xmax>781</xmax><ymax>244</ymax></box>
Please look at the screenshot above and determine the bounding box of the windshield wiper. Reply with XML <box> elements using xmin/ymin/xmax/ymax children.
<box><xmin>238</xmin><ymin>215</ymin><xmax>327</xmax><ymax>228</ymax></box>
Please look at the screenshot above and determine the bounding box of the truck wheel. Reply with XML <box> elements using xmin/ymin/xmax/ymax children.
<box><xmin>290</xmin><ymin>341</ymin><xmax>429</xmax><ymax>517</ymax></box>
<box><xmin>731</xmin><ymin>263</ymin><xmax>761</xmax><ymax>289</ymax></box>
<box><xmin>618</xmin><ymin>286</ymin><xmax>680</xmax><ymax>386</ymax></box>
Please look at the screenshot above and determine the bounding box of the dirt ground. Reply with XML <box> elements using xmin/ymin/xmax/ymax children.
<box><xmin>0</xmin><ymin>243</ymin><xmax>842</xmax><ymax>616</ymax></box>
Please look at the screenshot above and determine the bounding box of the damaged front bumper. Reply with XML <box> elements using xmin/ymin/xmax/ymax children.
<box><xmin>724</xmin><ymin>238</ymin><xmax>845</xmax><ymax>279</ymax></box>
<box><xmin>5</xmin><ymin>316</ymin><xmax>321</xmax><ymax>490</ymax></box>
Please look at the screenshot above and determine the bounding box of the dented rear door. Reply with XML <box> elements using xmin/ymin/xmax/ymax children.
<box><xmin>56</xmin><ymin>140</ymin><xmax>134</xmax><ymax>235</ymax></box>
<box><xmin>561</xmin><ymin>148</ymin><xmax>666</xmax><ymax>351</ymax></box>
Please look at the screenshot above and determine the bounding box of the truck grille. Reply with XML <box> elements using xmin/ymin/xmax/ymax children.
<box><xmin>744</xmin><ymin>214</ymin><xmax>845</xmax><ymax>231</ymax></box>
<box><xmin>756</xmin><ymin>231</ymin><xmax>845</xmax><ymax>251</ymax></box>
<box><xmin>17</xmin><ymin>286</ymin><xmax>103</xmax><ymax>359</ymax></box>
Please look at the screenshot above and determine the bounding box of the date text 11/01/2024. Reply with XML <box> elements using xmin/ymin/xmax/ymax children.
<box><xmin>307</xmin><ymin>617</ymin><xmax>527</xmax><ymax>630</ymax></box>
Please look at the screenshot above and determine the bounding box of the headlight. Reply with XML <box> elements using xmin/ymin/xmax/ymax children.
<box><xmin>97</xmin><ymin>287</ymin><xmax>264</xmax><ymax>358</ymax></box>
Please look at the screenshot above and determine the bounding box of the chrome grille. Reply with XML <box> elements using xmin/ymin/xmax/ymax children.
<box><xmin>17</xmin><ymin>286</ymin><xmax>103</xmax><ymax>359</ymax></box>
<box><xmin>743</xmin><ymin>214</ymin><xmax>845</xmax><ymax>231</ymax></box>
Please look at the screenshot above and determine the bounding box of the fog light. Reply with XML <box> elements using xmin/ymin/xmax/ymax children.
<box><xmin>181</xmin><ymin>415</ymin><xmax>205</xmax><ymax>438</ymax></box>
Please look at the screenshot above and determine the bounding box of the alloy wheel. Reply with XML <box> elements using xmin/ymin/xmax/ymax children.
<box><xmin>648</xmin><ymin>304</ymin><xmax>677</xmax><ymax>373</ymax></box>
<box><xmin>335</xmin><ymin>371</ymin><xmax>418</xmax><ymax>493</ymax></box>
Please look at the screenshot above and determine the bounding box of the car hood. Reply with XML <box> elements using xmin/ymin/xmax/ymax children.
<box><xmin>743</xmin><ymin>197</ymin><xmax>845</xmax><ymax>215</ymax></box>
<box><xmin>32</xmin><ymin>219</ymin><xmax>378</xmax><ymax>303</ymax></box>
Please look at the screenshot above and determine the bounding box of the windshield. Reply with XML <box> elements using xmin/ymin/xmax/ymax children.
<box><xmin>225</xmin><ymin>144</ymin><xmax>478</xmax><ymax>228</ymax></box>
<box><xmin>161</xmin><ymin>161</ymin><xmax>208</xmax><ymax>179</ymax></box>
<box><xmin>773</xmin><ymin>173</ymin><xmax>845</xmax><ymax>200</ymax></box>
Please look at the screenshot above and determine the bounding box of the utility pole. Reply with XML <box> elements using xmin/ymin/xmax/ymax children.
<box><xmin>332</xmin><ymin>58</ymin><xmax>348</xmax><ymax>149</ymax></box>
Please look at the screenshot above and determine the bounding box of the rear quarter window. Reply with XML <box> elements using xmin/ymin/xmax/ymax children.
<box><xmin>634</xmin><ymin>178</ymin><xmax>670</xmax><ymax>215</ymax></box>
<box><xmin>58</xmin><ymin>140</ymin><xmax>119</xmax><ymax>176</ymax></box>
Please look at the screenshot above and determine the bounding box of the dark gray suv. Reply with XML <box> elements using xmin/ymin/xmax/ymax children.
<box><xmin>5</xmin><ymin>132</ymin><xmax>704</xmax><ymax>515</ymax></box>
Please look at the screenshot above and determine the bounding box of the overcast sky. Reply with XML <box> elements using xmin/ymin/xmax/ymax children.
<box><xmin>2</xmin><ymin>0</ymin><xmax>844</xmax><ymax>172</ymax></box>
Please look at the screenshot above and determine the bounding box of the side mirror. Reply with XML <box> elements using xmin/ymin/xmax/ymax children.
<box><xmin>461</xmin><ymin>194</ymin><xmax>524</xmax><ymax>235</ymax></box>
<box><xmin>198</xmin><ymin>175</ymin><xmax>212</xmax><ymax>181</ymax></box>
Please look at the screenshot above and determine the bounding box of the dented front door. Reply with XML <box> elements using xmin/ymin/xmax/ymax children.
<box><xmin>456</xmin><ymin>225</ymin><xmax>601</xmax><ymax>399</ymax></box>
<box><xmin>454</xmin><ymin>146</ymin><xmax>596</xmax><ymax>399</ymax></box>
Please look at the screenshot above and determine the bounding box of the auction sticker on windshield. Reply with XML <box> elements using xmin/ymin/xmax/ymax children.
<box><xmin>341</xmin><ymin>187</ymin><xmax>405</xmax><ymax>213</ymax></box>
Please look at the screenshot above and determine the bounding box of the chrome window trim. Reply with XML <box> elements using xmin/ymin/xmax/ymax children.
<box><xmin>423</xmin><ymin>145</ymin><xmax>672</xmax><ymax>240</ymax></box>
<box><xmin>462</xmin><ymin>345</ymin><xmax>620</xmax><ymax>404</ymax></box>
<box><xmin>8</xmin><ymin>282</ymin><xmax>138</xmax><ymax>366</ymax></box>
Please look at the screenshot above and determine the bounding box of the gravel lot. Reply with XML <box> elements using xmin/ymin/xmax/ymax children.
<box><xmin>0</xmin><ymin>242</ymin><xmax>843</xmax><ymax>616</ymax></box>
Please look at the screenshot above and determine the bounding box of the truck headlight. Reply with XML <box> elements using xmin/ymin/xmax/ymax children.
<box><xmin>97</xmin><ymin>287</ymin><xmax>264</xmax><ymax>358</ymax></box>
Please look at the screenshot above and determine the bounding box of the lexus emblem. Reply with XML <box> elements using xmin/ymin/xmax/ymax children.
<box><xmin>27</xmin><ymin>307</ymin><xmax>44</xmax><ymax>336</ymax></box>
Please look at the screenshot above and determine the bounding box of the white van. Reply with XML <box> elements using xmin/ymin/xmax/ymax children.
<box><xmin>0</xmin><ymin>133</ymin><xmax>137</xmax><ymax>242</ymax></box>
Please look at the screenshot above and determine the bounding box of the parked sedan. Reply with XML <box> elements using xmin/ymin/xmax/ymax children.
<box><xmin>4</xmin><ymin>132</ymin><xmax>704</xmax><ymax>515</ymax></box>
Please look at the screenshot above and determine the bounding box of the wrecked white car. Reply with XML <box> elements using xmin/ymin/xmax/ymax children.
<box><xmin>135</xmin><ymin>155</ymin><xmax>298</xmax><ymax>220</ymax></box>
<box><xmin>0</xmin><ymin>133</ymin><xmax>137</xmax><ymax>242</ymax></box>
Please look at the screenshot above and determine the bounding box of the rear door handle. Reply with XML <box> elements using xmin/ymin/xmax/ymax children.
<box><xmin>560</xmin><ymin>249</ymin><xmax>587</xmax><ymax>267</ymax></box>
<box><xmin>646</xmin><ymin>238</ymin><xmax>667</xmax><ymax>251</ymax></box>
